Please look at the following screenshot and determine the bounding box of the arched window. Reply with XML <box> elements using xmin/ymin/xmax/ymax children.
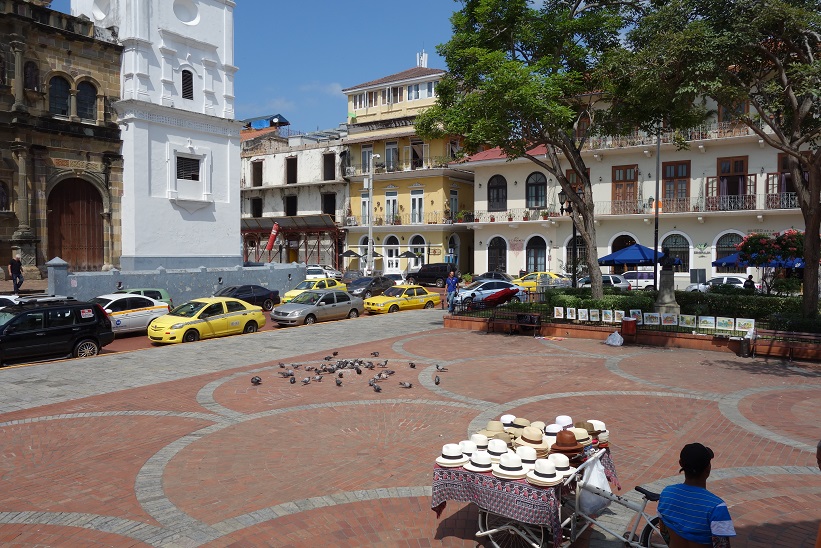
<box><xmin>76</xmin><ymin>81</ymin><xmax>97</xmax><ymax>120</ymax></box>
<box><xmin>448</xmin><ymin>234</ymin><xmax>459</xmax><ymax>265</ymax></box>
<box><xmin>488</xmin><ymin>237</ymin><xmax>507</xmax><ymax>273</ymax></box>
<box><xmin>488</xmin><ymin>175</ymin><xmax>507</xmax><ymax>212</ymax></box>
<box><xmin>716</xmin><ymin>233</ymin><xmax>743</xmax><ymax>273</ymax></box>
<box><xmin>385</xmin><ymin>235</ymin><xmax>400</xmax><ymax>273</ymax></box>
<box><xmin>24</xmin><ymin>61</ymin><xmax>39</xmax><ymax>91</ymax></box>
<box><xmin>661</xmin><ymin>234</ymin><xmax>689</xmax><ymax>272</ymax></box>
<box><xmin>48</xmin><ymin>76</ymin><xmax>70</xmax><ymax>116</ymax></box>
<box><xmin>181</xmin><ymin>69</ymin><xmax>194</xmax><ymax>100</ymax></box>
<box><xmin>565</xmin><ymin>235</ymin><xmax>588</xmax><ymax>276</ymax></box>
<box><xmin>526</xmin><ymin>236</ymin><xmax>547</xmax><ymax>272</ymax></box>
<box><xmin>526</xmin><ymin>172</ymin><xmax>547</xmax><ymax>209</ymax></box>
<box><xmin>410</xmin><ymin>235</ymin><xmax>425</xmax><ymax>269</ymax></box>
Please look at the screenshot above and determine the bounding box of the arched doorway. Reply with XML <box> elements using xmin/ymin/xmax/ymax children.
<box><xmin>488</xmin><ymin>237</ymin><xmax>507</xmax><ymax>273</ymax></box>
<box><xmin>609</xmin><ymin>234</ymin><xmax>637</xmax><ymax>274</ymax></box>
<box><xmin>410</xmin><ymin>235</ymin><xmax>425</xmax><ymax>270</ymax></box>
<box><xmin>384</xmin><ymin>235</ymin><xmax>400</xmax><ymax>273</ymax></box>
<box><xmin>447</xmin><ymin>234</ymin><xmax>460</xmax><ymax>266</ymax></box>
<box><xmin>526</xmin><ymin>236</ymin><xmax>547</xmax><ymax>272</ymax></box>
<box><xmin>47</xmin><ymin>178</ymin><xmax>104</xmax><ymax>271</ymax></box>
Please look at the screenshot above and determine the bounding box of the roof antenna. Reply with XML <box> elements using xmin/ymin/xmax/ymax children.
<box><xmin>416</xmin><ymin>49</ymin><xmax>428</xmax><ymax>68</ymax></box>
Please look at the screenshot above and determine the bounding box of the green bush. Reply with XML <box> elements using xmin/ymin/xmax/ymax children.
<box><xmin>674</xmin><ymin>291</ymin><xmax>802</xmax><ymax>319</ymax></box>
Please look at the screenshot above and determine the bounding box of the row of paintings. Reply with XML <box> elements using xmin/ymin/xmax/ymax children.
<box><xmin>553</xmin><ymin>307</ymin><xmax>755</xmax><ymax>331</ymax></box>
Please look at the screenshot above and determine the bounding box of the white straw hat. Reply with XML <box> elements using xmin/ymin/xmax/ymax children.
<box><xmin>435</xmin><ymin>443</ymin><xmax>468</xmax><ymax>468</ymax></box>
<box><xmin>487</xmin><ymin>438</ymin><xmax>510</xmax><ymax>462</ymax></box>
<box><xmin>548</xmin><ymin>453</ymin><xmax>577</xmax><ymax>478</ymax></box>
<box><xmin>516</xmin><ymin>445</ymin><xmax>538</xmax><ymax>470</ymax></box>
<box><xmin>555</xmin><ymin>415</ymin><xmax>573</xmax><ymax>428</ymax></box>
<box><xmin>526</xmin><ymin>459</ymin><xmax>563</xmax><ymax>486</ymax></box>
<box><xmin>459</xmin><ymin>440</ymin><xmax>478</xmax><ymax>457</ymax></box>
<box><xmin>471</xmin><ymin>433</ymin><xmax>489</xmax><ymax>450</ymax></box>
<box><xmin>492</xmin><ymin>452</ymin><xmax>527</xmax><ymax>479</ymax></box>
<box><xmin>464</xmin><ymin>450</ymin><xmax>493</xmax><ymax>473</ymax></box>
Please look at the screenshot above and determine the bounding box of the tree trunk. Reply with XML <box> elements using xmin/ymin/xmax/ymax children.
<box><xmin>801</xmin><ymin>166</ymin><xmax>821</xmax><ymax>318</ymax></box>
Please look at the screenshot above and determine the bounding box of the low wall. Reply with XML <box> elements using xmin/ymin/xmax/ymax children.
<box><xmin>46</xmin><ymin>258</ymin><xmax>305</xmax><ymax>303</ymax></box>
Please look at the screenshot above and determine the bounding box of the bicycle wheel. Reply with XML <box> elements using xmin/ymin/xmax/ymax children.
<box><xmin>477</xmin><ymin>509</ymin><xmax>547</xmax><ymax>548</ymax></box>
<box><xmin>639</xmin><ymin>517</ymin><xmax>668</xmax><ymax>547</ymax></box>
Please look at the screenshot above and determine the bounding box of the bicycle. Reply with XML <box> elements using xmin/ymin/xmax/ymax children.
<box><xmin>475</xmin><ymin>449</ymin><xmax>667</xmax><ymax>548</ymax></box>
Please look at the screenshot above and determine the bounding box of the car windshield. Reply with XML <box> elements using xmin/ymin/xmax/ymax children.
<box><xmin>383</xmin><ymin>287</ymin><xmax>404</xmax><ymax>297</ymax></box>
<box><xmin>170</xmin><ymin>301</ymin><xmax>208</xmax><ymax>318</ymax></box>
<box><xmin>349</xmin><ymin>277</ymin><xmax>373</xmax><ymax>287</ymax></box>
<box><xmin>295</xmin><ymin>280</ymin><xmax>315</xmax><ymax>290</ymax></box>
<box><xmin>214</xmin><ymin>286</ymin><xmax>237</xmax><ymax>296</ymax></box>
<box><xmin>291</xmin><ymin>291</ymin><xmax>320</xmax><ymax>305</ymax></box>
<box><xmin>464</xmin><ymin>281</ymin><xmax>484</xmax><ymax>290</ymax></box>
<box><xmin>89</xmin><ymin>297</ymin><xmax>113</xmax><ymax>308</ymax></box>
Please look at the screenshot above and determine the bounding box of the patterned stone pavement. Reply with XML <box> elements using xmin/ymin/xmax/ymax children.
<box><xmin>0</xmin><ymin>309</ymin><xmax>819</xmax><ymax>547</ymax></box>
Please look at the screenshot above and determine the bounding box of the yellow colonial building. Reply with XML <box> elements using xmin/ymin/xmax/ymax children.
<box><xmin>341</xmin><ymin>60</ymin><xmax>474</xmax><ymax>276</ymax></box>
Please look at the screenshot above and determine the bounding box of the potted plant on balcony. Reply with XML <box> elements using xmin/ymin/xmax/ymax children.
<box><xmin>455</xmin><ymin>211</ymin><xmax>465</xmax><ymax>223</ymax></box>
<box><xmin>540</xmin><ymin>210</ymin><xmax>550</xmax><ymax>220</ymax></box>
<box><xmin>393</xmin><ymin>214</ymin><xmax>402</xmax><ymax>225</ymax></box>
<box><xmin>507</xmin><ymin>211</ymin><xmax>514</xmax><ymax>221</ymax></box>
<box><xmin>522</xmin><ymin>211</ymin><xmax>530</xmax><ymax>221</ymax></box>
<box><xmin>489</xmin><ymin>214</ymin><xmax>495</xmax><ymax>222</ymax></box>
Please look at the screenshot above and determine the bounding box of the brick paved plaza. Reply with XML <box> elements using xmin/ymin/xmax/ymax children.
<box><xmin>0</xmin><ymin>310</ymin><xmax>819</xmax><ymax>547</ymax></box>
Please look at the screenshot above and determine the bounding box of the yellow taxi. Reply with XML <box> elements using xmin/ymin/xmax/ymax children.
<box><xmin>363</xmin><ymin>284</ymin><xmax>441</xmax><ymax>314</ymax></box>
<box><xmin>147</xmin><ymin>297</ymin><xmax>266</xmax><ymax>344</ymax></box>
<box><xmin>282</xmin><ymin>278</ymin><xmax>347</xmax><ymax>303</ymax></box>
<box><xmin>510</xmin><ymin>271</ymin><xmax>567</xmax><ymax>289</ymax></box>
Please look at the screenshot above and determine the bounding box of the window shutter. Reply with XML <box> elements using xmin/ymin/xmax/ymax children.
<box><xmin>182</xmin><ymin>70</ymin><xmax>193</xmax><ymax>100</ymax></box>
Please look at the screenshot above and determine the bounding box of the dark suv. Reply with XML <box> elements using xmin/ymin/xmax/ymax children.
<box><xmin>0</xmin><ymin>299</ymin><xmax>114</xmax><ymax>366</ymax></box>
<box><xmin>406</xmin><ymin>263</ymin><xmax>460</xmax><ymax>287</ymax></box>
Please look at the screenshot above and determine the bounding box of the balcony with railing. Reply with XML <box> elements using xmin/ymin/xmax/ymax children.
<box><xmin>586</xmin><ymin>121</ymin><xmax>767</xmax><ymax>151</ymax></box>
<box><xmin>344</xmin><ymin>156</ymin><xmax>457</xmax><ymax>177</ymax></box>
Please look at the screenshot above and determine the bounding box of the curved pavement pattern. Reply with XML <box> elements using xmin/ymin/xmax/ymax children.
<box><xmin>0</xmin><ymin>309</ymin><xmax>819</xmax><ymax>547</ymax></box>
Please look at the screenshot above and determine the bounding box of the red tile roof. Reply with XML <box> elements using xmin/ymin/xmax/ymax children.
<box><xmin>342</xmin><ymin>67</ymin><xmax>446</xmax><ymax>92</ymax></box>
<box><xmin>240</xmin><ymin>126</ymin><xmax>281</xmax><ymax>142</ymax></box>
<box><xmin>464</xmin><ymin>144</ymin><xmax>547</xmax><ymax>163</ymax></box>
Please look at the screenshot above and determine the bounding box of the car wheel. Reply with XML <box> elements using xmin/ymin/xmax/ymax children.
<box><xmin>347</xmin><ymin>309</ymin><xmax>359</xmax><ymax>318</ymax></box>
<box><xmin>243</xmin><ymin>321</ymin><xmax>258</xmax><ymax>334</ymax></box>
<box><xmin>406</xmin><ymin>277</ymin><xmax>416</xmax><ymax>285</ymax></box>
<box><xmin>304</xmin><ymin>314</ymin><xmax>316</xmax><ymax>325</ymax></box>
<box><xmin>73</xmin><ymin>339</ymin><xmax>100</xmax><ymax>358</ymax></box>
<box><xmin>389</xmin><ymin>305</ymin><xmax>399</xmax><ymax>313</ymax></box>
<box><xmin>510</xmin><ymin>296</ymin><xmax>521</xmax><ymax>303</ymax></box>
<box><xmin>364</xmin><ymin>291</ymin><xmax>372</xmax><ymax>298</ymax></box>
<box><xmin>183</xmin><ymin>329</ymin><xmax>200</xmax><ymax>342</ymax></box>
<box><xmin>424</xmin><ymin>300</ymin><xmax>435</xmax><ymax>309</ymax></box>
<box><xmin>463</xmin><ymin>297</ymin><xmax>473</xmax><ymax>307</ymax></box>
<box><xmin>262</xmin><ymin>299</ymin><xmax>275</xmax><ymax>311</ymax></box>
<box><xmin>435</xmin><ymin>278</ymin><xmax>445</xmax><ymax>288</ymax></box>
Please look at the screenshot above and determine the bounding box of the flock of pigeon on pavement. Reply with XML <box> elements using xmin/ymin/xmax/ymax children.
<box><xmin>249</xmin><ymin>350</ymin><xmax>447</xmax><ymax>393</ymax></box>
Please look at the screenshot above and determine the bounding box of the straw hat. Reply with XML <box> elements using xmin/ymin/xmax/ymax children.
<box><xmin>459</xmin><ymin>440</ymin><xmax>478</xmax><ymax>457</ymax></box>
<box><xmin>464</xmin><ymin>450</ymin><xmax>493</xmax><ymax>473</ymax></box>
<box><xmin>526</xmin><ymin>459</ymin><xmax>564</xmax><ymax>487</ymax></box>
<box><xmin>514</xmin><ymin>426</ymin><xmax>551</xmax><ymax>451</ymax></box>
<box><xmin>530</xmin><ymin>420</ymin><xmax>546</xmax><ymax>432</ymax></box>
<box><xmin>555</xmin><ymin>415</ymin><xmax>573</xmax><ymax>429</ymax></box>
<box><xmin>550</xmin><ymin>430</ymin><xmax>583</xmax><ymax>456</ymax></box>
<box><xmin>548</xmin><ymin>453</ymin><xmax>577</xmax><ymax>478</ymax></box>
<box><xmin>571</xmin><ymin>427</ymin><xmax>592</xmax><ymax>447</ymax></box>
<box><xmin>575</xmin><ymin>421</ymin><xmax>599</xmax><ymax>436</ymax></box>
<box><xmin>597</xmin><ymin>430</ymin><xmax>610</xmax><ymax>448</ymax></box>
<box><xmin>492</xmin><ymin>452</ymin><xmax>528</xmax><ymax>479</ymax></box>
<box><xmin>471</xmin><ymin>433</ymin><xmax>489</xmax><ymax>451</ymax></box>
<box><xmin>477</xmin><ymin>420</ymin><xmax>506</xmax><ymax>438</ymax></box>
<box><xmin>435</xmin><ymin>443</ymin><xmax>468</xmax><ymax>468</ymax></box>
<box><xmin>516</xmin><ymin>446</ymin><xmax>538</xmax><ymax>471</ymax></box>
<box><xmin>588</xmin><ymin>419</ymin><xmax>606</xmax><ymax>433</ymax></box>
<box><xmin>499</xmin><ymin>414</ymin><xmax>516</xmax><ymax>428</ymax></box>
<box><xmin>544</xmin><ymin>423</ymin><xmax>562</xmax><ymax>440</ymax></box>
<box><xmin>487</xmin><ymin>438</ymin><xmax>511</xmax><ymax>462</ymax></box>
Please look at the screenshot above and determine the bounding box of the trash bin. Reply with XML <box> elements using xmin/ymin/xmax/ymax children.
<box><xmin>740</xmin><ymin>337</ymin><xmax>751</xmax><ymax>357</ymax></box>
<box><xmin>620</xmin><ymin>317</ymin><xmax>637</xmax><ymax>343</ymax></box>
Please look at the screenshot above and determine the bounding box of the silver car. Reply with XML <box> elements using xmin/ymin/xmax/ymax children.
<box><xmin>271</xmin><ymin>289</ymin><xmax>363</xmax><ymax>326</ymax></box>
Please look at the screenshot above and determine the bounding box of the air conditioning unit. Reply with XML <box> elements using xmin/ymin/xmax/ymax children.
<box><xmin>345</xmin><ymin>166</ymin><xmax>357</xmax><ymax>177</ymax></box>
<box><xmin>346</xmin><ymin>216</ymin><xmax>358</xmax><ymax>226</ymax></box>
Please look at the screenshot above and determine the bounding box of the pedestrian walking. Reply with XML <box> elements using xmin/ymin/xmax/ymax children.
<box><xmin>445</xmin><ymin>270</ymin><xmax>459</xmax><ymax>314</ymax></box>
<box><xmin>657</xmin><ymin>442</ymin><xmax>736</xmax><ymax>547</ymax></box>
<box><xmin>743</xmin><ymin>275</ymin><xmax>755</xmax><ymax>290</ymax></box>
<box><xmin>8</xmin><ymin>254</ymin><xmax>23</xmax><ymax>295</ymax></box>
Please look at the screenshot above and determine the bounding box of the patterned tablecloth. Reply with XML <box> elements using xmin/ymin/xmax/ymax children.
<box><xmin>431</xmin><ymin>450</ymin><xmax>619</xmax><ymax>548</ymax></box>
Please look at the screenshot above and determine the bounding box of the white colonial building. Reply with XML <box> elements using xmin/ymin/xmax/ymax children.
<box><xmin>71</xmin><ymin>0</ymin><xmax>242</xmax><ymax>269</ymax></box>
<box><xmin>459</xmin><ymin>105</ymin><xmax>805</xmax><ymax>288</ymax></box>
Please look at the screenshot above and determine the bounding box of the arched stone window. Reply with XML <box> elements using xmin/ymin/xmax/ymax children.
<box><xmin>565</xmin><ymin>235</ymin><xmax>588</xmax><ymax>276</ymax></box>
<box><xmin>716</xmin><ymin>233</ymin><xmax>743</xmax><ymax>273</ymax></box>
<box><xmin>526</xmin><ymin>236</ymin><xmax>547</xmax><ymax>272</ymax></box>
<box><xmin>526</xmin><ymin>172</ymin><xmax>547</xmax><ymax>209</ymax></box>
<box><xmin>410</xmin><ymin>235</ymin><xmax>425</xmax><ymax>269</ymax></box>
<box><xmin>661</xmin><ymin>234</ymin><xmax>689</xmax><ymax>272</ymax></box>
<box><xmin>181</xmin><ymin>69</ymin><xmax>194</xmax><ymax>100</ymax></box>
<box><xmin>24</xmin><ymin>61</ymin><xmax>39</xmax><ymax>91</ymax></box>
<box><xmin>48</xmin><ymin>76</ymin><xmax>70</xmax><ymax>115</ymax></box>
<box><xmin>76</xmin><ymin>81</ymin><xmax>97</xmax><ymax>120</ymax></box>
<box><xmin>488</xmin><ymin>175</ymin><xmax>507</xmax><ymax>212</ymax></box>
<box><xmin>488</xmin><ymin>237</ymin><xmax>507</xmax><ymax>273</ymax></box>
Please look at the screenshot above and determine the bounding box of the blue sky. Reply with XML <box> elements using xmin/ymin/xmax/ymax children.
<box><xmin>49</xmin><ymin>0</ymin><xmax>458</xmax><ymax>134</ymax></box>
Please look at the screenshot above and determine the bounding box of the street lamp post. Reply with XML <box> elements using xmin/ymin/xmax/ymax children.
<box><xmin>366</xmin><ymin>154</ymin><xmax>380</xmax><ymax>275</ymax></box>
<box><xmin>558</xmin><ymin>189</ymin><xmax>577</xmax><ymax>288</ymax></box>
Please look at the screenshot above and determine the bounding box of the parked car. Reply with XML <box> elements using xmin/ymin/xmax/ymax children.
<box><xmin>307</xmin><ymin>264</ymin><xmax>343</xmax><ymax>280</ymax></box>
<box><xmin>511</xmin><ymin>271</ymin><xmax>566</xmax><ymax>289</ymax></box>
<box><xmin>114</xmin><ymin>288</ymin><xmax>174</xmax><ymax>307</ymax></box>
<box><xmin>341</xmin><ymin>269</ymin><xmax>365</xmax><ymax>285</ymax></box>
<box><xmin>364</xmin><ymin>284</ymin><xmax>441</xmax><ymax>314</ymax></box>
<box><xmin>147</xmin><ymin>297</ymin><xmax>266</xmax><ymax>343</ymax></box>
<box><xmin>89</xmin><ymin>293</ymin><xmax>170</xmax><ymax>334</ymax></box>
<box><xmin>578</xmin><ymin>274</ymin><xmax>631</xmax><ymax>291</ymax></box>
<box><xmin>282</xmin><ymin>278</ymin><xmax>347</xmax><ymax>303</ymax></box>
<box><xmin>271</xmin><ymin>290</ymin><xmax>363</xmax><ymax>326</ymax></box>
<box><xmin>305</xmin><ymin>266</ymin><xmax>331</xmax><ymax>280</ymax></box>
<box><xmin>621</xmin><ymin>271</ymin><xmax>655</xmax><ymax>290</ymax></box>
<box><xmin>0</xmin><ymin>294</ymin><xmax>75</xmax><ymax>308</ymax></box>
<box><xmin>347</xmin><ymin>276</ymin><xmax>395</xmax><ymax>298</ymax></box>
<box><xmin>384</xmin><ymin>273</ymin><xmax>406</xmax><ymax>285</ymax></box>
<box><xmin>0</xmin><ymin>299</ymin><xmax>114</xmax><ymax>365</ymax></box>
<box><xmin>405</xmin><ymin>262</ymin><xmax>460</xmax><ymax>287</ymax></box>
<box><xmin>474</xmin><ymin>271</ymin><xmax>514</xmax><ymax>282</ymax></box>
<box><xmin>214</xmin><ymin>285</ymin><xmax>280</xmax><ymax>311</ymax></box>
<box><xmin>452</xmin><ymin>280</ymin><xmax>528</xmax><ymax>308</ymax></box>
<box><xmin>685</xmin><ymin>276</ymin><xmax>747</xmax><ymax>292</ymax></box>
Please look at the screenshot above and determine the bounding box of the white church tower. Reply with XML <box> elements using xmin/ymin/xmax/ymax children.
<box><xmin>71</xmin><ymin>0</ymin><xmax>242</xmax><ymax>269</ymax></box>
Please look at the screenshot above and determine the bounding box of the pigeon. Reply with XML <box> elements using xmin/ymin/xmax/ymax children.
<box><xmin>399</xmin><ymin>381</ymin><xmax>413</xmax><ymax>388</ymax></box>
<box><xmin>333</xmin><ymin>351</ymin><xmax>339</xmax><ymax>356</ymax></box>
<box><xmin>379</xmin><ymin>360</ymin><xmax>389</xmax><ymax>368</ymax></box>
<box><xmin>409</xmin><ymin>362</ymin><xmax>416</xmax><ymax>369</ymax></box>
<box><xmin>289</xmin><ymin>377</ymin><xmax>296</xmax><ymax>384</ymax></box>
<box><xmin>355</xmin><ymin>366</ymin><xmax>362</xmax><ymax>375</ymax></box>
<box><xmin>324</xmin><ymin>356</ymin><xmax>333</xmax><ymax>361</ymax></box>
<box><xmin>278</xmin><ymin>362</ymin><xmax>286</xmax><ymax>368</ymax></box>
<box><xmin>251</xmin><ymin>376</ymin><xmax>262</xmax><ymax>385</ymax></box>
<box><xmin>373</xmin><ymin>384</ymin><xmax>382</xmax><ymax>393</ymax></box>
<box><xmin>313</xmin><ymin>375</ymin><xmax>323</xmax><ymax>382</ymax></box>
<box><xmin>436</xmin><ymin>364</ymin><xmax>448</xmax><ymax>372</ymax></box>
<box><xmin>301</xmin><ymin>377</ymin><xmax>311</xmax><ymax>385</ymax></box>
<box><xmin>305</xmin><ymin>365</ymin><xmax>315</xmax><ymax>372</ymax></box>
<box><xmin>335</xmin><ymin>378</ymin><xmax>342</xmax><ymax>387</ymax></box>
<box><xmin>371</xmin><ymin>351</ymin><xmax>380</xmax><ymax>357</ymax></box>
<box><xmin>368</xmin><ymin>378</ymin><xmax>376</xmax><ymax>387</ymax></box>
<box><xmin>338</xmin><ymin>371</ymin><xmax>344</xmax><ymax>378</ymax></box>
<box><xmin>385</xmin><ymin>370</ymin><xmax>395</xmax><ymax>376</ymax></box>
<box><xmin>435</xmin><ymin>375</ymin><xmax>441</xmax><ymax>385</ymax></box>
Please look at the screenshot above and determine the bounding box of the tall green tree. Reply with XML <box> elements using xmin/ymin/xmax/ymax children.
<box><xmin>416</xmin><ymin>0</ymin><xmax>640</xmax><ymax>299</ymax></box>
<box><xmin>605</xmin><ymin>0</ymin><xmax>821</xmax><ymax>316</ymax></box>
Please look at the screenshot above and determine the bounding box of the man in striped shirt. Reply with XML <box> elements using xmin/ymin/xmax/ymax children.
<box><xmin>657</xmin><ymin>443</ymin><xmax>736</xmax><ymax>547</ymax></box>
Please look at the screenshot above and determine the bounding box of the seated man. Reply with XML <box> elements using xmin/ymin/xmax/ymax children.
<box><xmin>658</xmin><ymin>443</ymin><xmax>736</xmax><ymax>547</ymax></box>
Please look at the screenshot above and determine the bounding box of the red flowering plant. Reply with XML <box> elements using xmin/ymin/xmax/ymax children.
<box><xmin>737</xmin><ymin>230</ymin><xmax>805</xmax><ymax>294</ymax></box>
<box><xmin>736</xmin><ymin>232</ymin><xmax>778</xmax><ymax>266</ymax></box>
<box><xmin>774</xmin><ymin>229</ymin><xmax>804</xmax><ymax>260</ymax></box>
